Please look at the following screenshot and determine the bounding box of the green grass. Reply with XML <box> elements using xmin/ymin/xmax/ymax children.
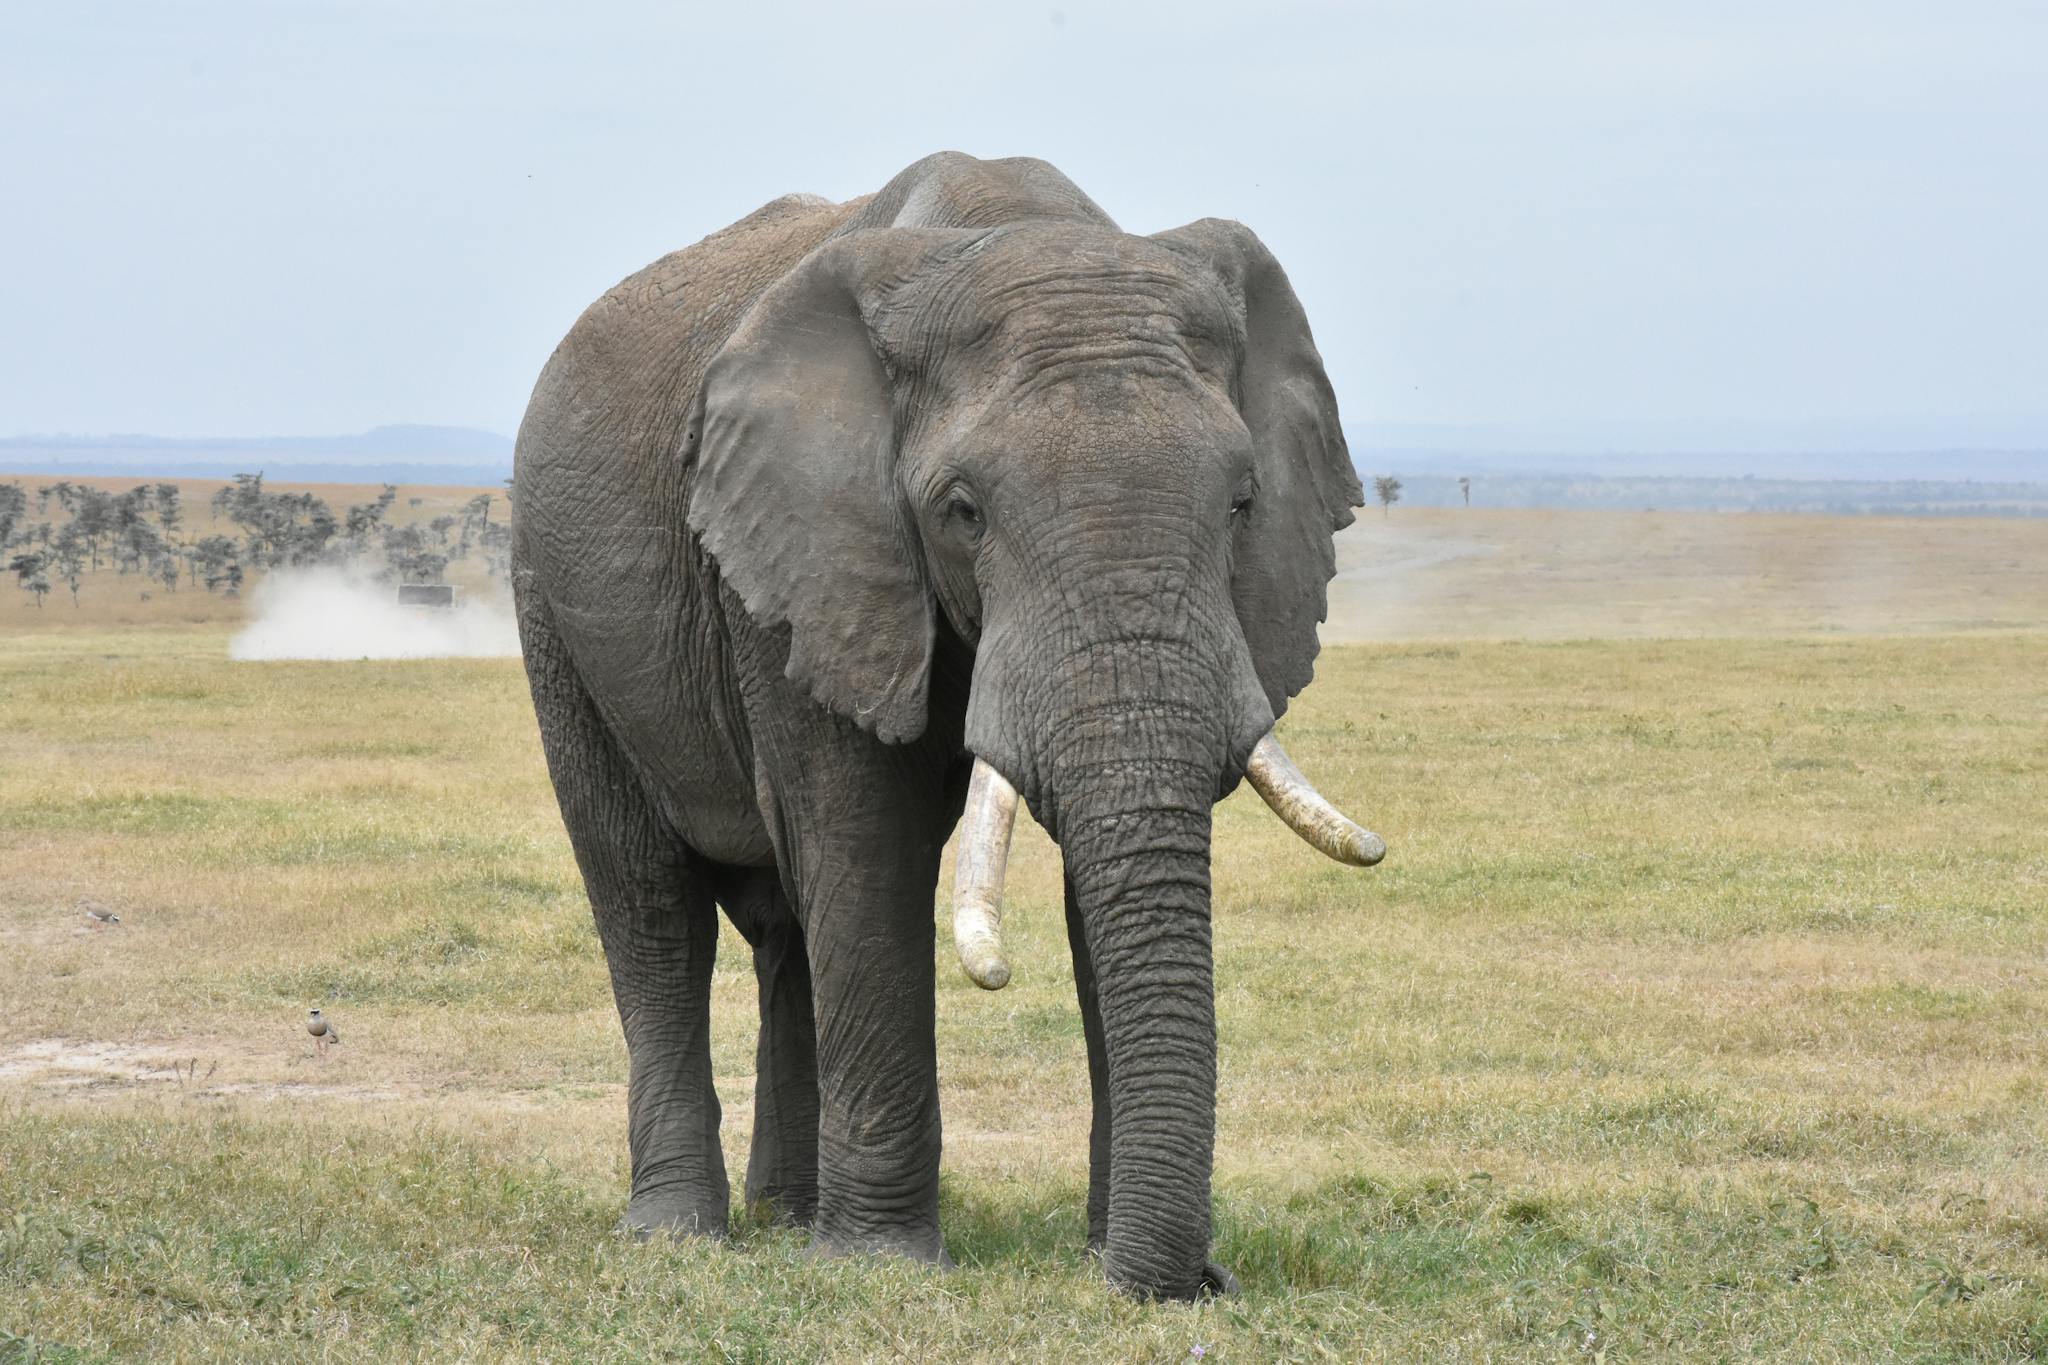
<box><xmin>4</xmin><ymin>1111</ymin><xmax>2043</xmax><ymax>1361</ymax></box>
<box><xmin>2</xmin><ymin>622</ymin><xmax>2045</xmax><ymax>1360</ymax></box>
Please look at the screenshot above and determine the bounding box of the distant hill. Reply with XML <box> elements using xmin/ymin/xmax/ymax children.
<box><xmin>4</xmin><ymin>422</ymin><xmax>2045</xmax><ymax>511</ymax></box>
<box><xmin>0</xmin><ymin>425</ymin><xmax>514</xmax><ymax>484</ymax></box>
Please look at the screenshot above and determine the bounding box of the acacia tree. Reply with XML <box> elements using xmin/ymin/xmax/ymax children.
<box><xmin>288</xmin><ymin>497</ymin><xmax>339</xmax><ymax>564</ymax></box>
<box><xmin>213</xmin><ymin>474</ymin><xmax>260</xmax><ymax>553</ymax></box>
<box><xmin>0</xmin><ymin>483</ymin><xmax>25</xmax><ymax>549</ymax></box>
<box><xmin>212</xmin><ymin>474</ymin><xmax>342</xmax><ymax>567</ymax></box>
<box><xmin>379</xmin><ymin>522</ymin><xmax>451</xmax><ymax>584</ymax></box>
<box><xmin>478</xmin><ymin>519</ymin><xmax>512</xmax><ymax>579</ymax></box>
<box><xmin>342</xmin><ymin>484</ymin><xmax>398</xmax><ymax>559</ymax></box>
<box><xmin>213</xmin><ymin>473</ymin><xmax>259</xmax><ymax>523</ymax></box>
<box><xmin>9</xmin><ymin>550</ymin><xmax>51</xmax><ymax>608</ymax></box>
<box><xmin>51</xmin><ymin>528</ymin><xmax>87</xmax><ymax>605</ymax></box>
<box><xmin>153</xmin><ymin>483</ymin><xmax>182</xmax><ymax>535</ymax></box>
<box><xmin>191</xmin><ymin>535</ymin><xmax>242</xmax><ymax>593</ymax></box>
<box><xmin>116</xmin><ymin>519</ymin><xmax>164</xmax><ymax>577</ymax></box>
<box><xmin>456</xmin><ymin>492</ymin><xmax>493</xmax><ymax>558</ymax></box>
<box><xmin>71</xmin><ymin>487</ymin><xmax>114</xmax><ymax>569</ymax></box>
<box><xmin>1373</xmin><ymin>475</ymin><xmax>1403</xmax><ymax>517</ymax></box>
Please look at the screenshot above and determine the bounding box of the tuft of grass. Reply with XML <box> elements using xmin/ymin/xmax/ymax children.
<box><xmin>250</xmin><ymin>914</ymin><xmax>606</xmax><ymax>1012</ymax></box>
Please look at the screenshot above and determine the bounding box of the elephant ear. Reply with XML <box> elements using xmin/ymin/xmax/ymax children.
<box><xmin>686</xmin><ymin>229</ymin><xmax>973</xmax><ymax>744</ymax></box>
<box><xmin>1153</xmin><ymin>218</ymin><xmax>1364</xmax><ymax>718</ymax></box>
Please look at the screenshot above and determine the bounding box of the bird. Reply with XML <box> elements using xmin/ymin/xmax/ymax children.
<box><xmin>80</xmin><ymin>899</ymin><xmax>121</xmax><ymax>928</ymax></box>
<box><xmin>306</xmin><ymin>1008</ymin><xmax>341</xmax><ymax>1057</ymax></box>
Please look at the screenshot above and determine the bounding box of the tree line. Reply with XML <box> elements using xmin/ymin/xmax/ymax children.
<box><xmin>3</xmin><ymin>476</ymin><xmax>511</xmax><ymax>609</ymax></box>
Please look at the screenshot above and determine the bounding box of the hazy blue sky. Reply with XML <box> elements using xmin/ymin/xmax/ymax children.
<box><xmin>3</xmin><ymin>1</ymin><xmax>2043</xmax><ymax>448</ymax></box>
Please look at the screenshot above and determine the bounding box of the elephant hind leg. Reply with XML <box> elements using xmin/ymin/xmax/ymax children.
<box><xmin>715</xmin><ymin>867</ymin><xmax>820</xmax><ymax>1228</ymax></box>
<box><xmin>518</xmin><ymin>588</ymin><xmax>729</xmax><ymax>1238</ymax></box>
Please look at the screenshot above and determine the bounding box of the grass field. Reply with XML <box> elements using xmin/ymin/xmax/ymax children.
<box><xmin>2</xmin><ymin>501</ymin><xmax>2046</xmax><ymax>1360</ymax></box>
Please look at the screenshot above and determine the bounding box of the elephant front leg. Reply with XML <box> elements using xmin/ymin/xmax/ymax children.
<box><xmin>739</xmin><ymin>648</ymin><xmax>958</xmax><ymax>1266</ymax></box>
<box><xmin>801</xmin><ymin>841</ymin><xmax>947</xmax><ymax>1265</ymax></box>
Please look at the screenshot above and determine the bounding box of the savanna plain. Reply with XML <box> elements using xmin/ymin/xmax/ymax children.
<box><xmin>3</xmin><ymin>491</ymin><xmax>2046</xmax><ymax>1361</ymax></box>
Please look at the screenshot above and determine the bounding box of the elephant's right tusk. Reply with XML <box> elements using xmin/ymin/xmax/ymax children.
<box><xmin>953</xmin><ymin>758</ymin><xmax>1018</xmax><ymax>990</ymax></box>
<box><xmin>1245</xmin><ymin>731</ymin><xmax>1387</xmax><ymax>867</ymax></box>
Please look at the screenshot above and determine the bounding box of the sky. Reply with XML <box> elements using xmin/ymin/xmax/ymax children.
<box><xmin>2</xmin><ymin>1</ymin><xmax>2044</xmax><ymax>453</ymax></box>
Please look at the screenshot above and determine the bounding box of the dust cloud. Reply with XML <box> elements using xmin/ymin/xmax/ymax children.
<box><xmin>229</xmin><ymin>568</ymin><xmax>520</xmax><ymax>661</ymax></box>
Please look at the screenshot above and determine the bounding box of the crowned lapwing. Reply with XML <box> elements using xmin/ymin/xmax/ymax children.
<box><xmin>307</xmin><ymin>1008</ymin><xmax>341</xmax><ymax>1057</ymax></box>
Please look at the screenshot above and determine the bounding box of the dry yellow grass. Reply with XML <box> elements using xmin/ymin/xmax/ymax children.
<box><xmin>1</xmin><ymin>502</ymin><xmax>2044</xmax><ymax>1359</ymax></box>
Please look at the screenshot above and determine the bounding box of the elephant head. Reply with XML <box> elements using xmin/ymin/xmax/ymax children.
<box><xmin>685</xmin><ymin>206</ymin><xmax>1381</xmax><ymax>1298</ymax></box>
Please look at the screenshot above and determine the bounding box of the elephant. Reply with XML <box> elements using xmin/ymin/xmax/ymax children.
<box><xmin>510</xmin><ymin>151</ymin><xmax>1383</xmax><ymax>1301</ymax></box>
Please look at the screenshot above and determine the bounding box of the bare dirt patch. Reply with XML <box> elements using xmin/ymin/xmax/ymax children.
<box><xmin>0</xmin><ymin>1038</ymin><xmax>402</xmax><ymax>1102</ymax></box>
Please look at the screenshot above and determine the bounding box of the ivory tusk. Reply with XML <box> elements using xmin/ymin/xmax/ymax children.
<box><xmin>1244</xmin><ymin>731</ymin><xmax>1387</xmax><ymax>867</ymax></box>
<box><xmin>953</xmin><ymin>758</ymin><xmax>1019</xmax><ymax>989</ymax></box>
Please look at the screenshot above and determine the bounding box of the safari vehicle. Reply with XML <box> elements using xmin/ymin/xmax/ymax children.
<box><xmin>396</xmin><ymin>583</ymin><xmax>455</xmax><ymax>608</ymax></box>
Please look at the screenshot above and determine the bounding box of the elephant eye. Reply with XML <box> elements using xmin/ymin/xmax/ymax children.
<box><xmin>1229</xmin><ymin>469</ymin><xmax>1257</xmax><ymax>521</ymax></box>
<box><xmin>947</xmin><ymin>491</ymin><xmax>985</xmax><ymax>535</ymax></box>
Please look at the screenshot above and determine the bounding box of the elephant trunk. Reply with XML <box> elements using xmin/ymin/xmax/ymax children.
<box><xmin>1043</xmin><ymin>687</ymin><xmax>1225</xmax><ymax>1301</ymax></box>
<box><xmin>1063</xmin><ymin>786</ymin><xmax>1217</xmax><ymax>1299</ymax></box>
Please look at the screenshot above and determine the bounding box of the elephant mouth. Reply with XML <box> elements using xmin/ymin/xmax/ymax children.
<box><xmin>949</xmin><ymin>732</ymin><xmax>1383</xmax><ymax>989</ymax></box>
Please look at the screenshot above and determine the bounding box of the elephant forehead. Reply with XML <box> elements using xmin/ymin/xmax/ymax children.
<box><xmin>909</xmin><ymin>228</ymin><xmax>1242</xmax><ymax>377</ymax></box>
<box><xmin>919</xmin><ymin>378</ymin><xmax>1250</xmax><ymax>495</ymax></box>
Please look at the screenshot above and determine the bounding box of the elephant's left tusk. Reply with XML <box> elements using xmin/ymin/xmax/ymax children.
<box><xmin>1245</xmin><ymin>731</ymin><xmax>1387</xmax><ymax>867</ymax></box>
<box><xmin>953</xmin><ymin>758</ymin><xmax>1018</xmax><ymax>990</ymax></box>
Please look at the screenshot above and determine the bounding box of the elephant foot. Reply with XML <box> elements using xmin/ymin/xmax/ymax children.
<box><xmin>744</xmin><ymin>1186</ymin><xmax>819</xmax><ymax>1231</ymax></box>
<box><xmin>805</xmin><ymin>1228</ymin><xmax>952</xmax><ymax>1269</ymax></box>
<box><xmin>1101</xmin><ymin>1254</ymin><xmax>1241</xmax><ymax>1302</ymax></box>
<box><xmin>621</xmin><ymin>1191</ymin><xmax>730</xmax><ymax>1242</ymax></box>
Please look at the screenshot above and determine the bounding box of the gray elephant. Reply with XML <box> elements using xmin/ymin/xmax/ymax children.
<box><xmin>512</xmin><ymin>152</ymin><xmax>1382</xmax><ymax>1301</ymax></box>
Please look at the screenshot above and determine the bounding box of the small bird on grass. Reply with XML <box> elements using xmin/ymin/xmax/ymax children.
<box><xmin>307</xmin><ymin>1008</ymin><xmax>341</xmax><ymax>1057</ymax></box>
<box><xmin>80</xmin><ymin>899</ymin><xmax>121</xmax><ymax>928</ymax></box>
